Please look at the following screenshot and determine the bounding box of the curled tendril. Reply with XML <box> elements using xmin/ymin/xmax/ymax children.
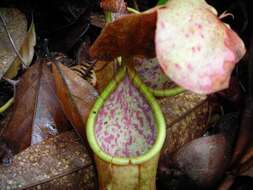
<box><xmin>219</xmin><ymin>11</ymin><xmax>234</xmax><ymax>20</ymax></box>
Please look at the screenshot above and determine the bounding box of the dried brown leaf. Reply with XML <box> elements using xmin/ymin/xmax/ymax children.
<box><xmin>0</xmin><ymin>131</ymin><xmax>96</xmax><ymax>189</ymax></box>
<box><xmin>89</xmin><ymin>10</ymin><xmax>157</xmax><ymax>60</ymax></box>
<box><xmin>4</xmin><ymin>20</ymin><xmax>36</xmax><ymax>79</ymax></box>
<box><xmin>0</xmin><ymin>60</ymin><xmax>71</xmax><ymax>165</ymax></box>
<box><xmin>52</xmin><ymin>61</ymin><xmax>98</xmax><ymax>143</ymax></box>
<box><xmin>0</xmin><ymin>8</ymin><xmax>27</xmax><ymax>79</ymax></box>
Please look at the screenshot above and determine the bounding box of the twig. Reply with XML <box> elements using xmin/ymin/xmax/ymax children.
<box><xmin>0</xmin><ymin>97</ymin><xmax>14</xmax><ymax>113</ymax></box>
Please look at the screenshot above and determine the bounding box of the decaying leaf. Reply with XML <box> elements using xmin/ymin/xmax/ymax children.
<box><xmin>0</xmin><ymin>9</ymin><xmax>36</xmax><ymax>78</ymax></box>
<box><xmin>0</xmin><ymin>8</ymin><xmax>27</xmax><ymax>79</ymax></box>
<box><xmin>4</xmin><ymin>20</ymin><xmax>36</xmax><ymax>79</ymax></box>
<box><xmin>52</xmin><ymin>61</ymin><xmax>98</xmax><ymax>143</ymax></box>
<box><xmin>0</xmin><ymin>60</ymin><xmax>71</xmax><ymax>165</ymax></box>
<box><xmin>0</xmin><ymin>131</ymin><xmax>96</xmax><ymax>190</ymax></box>
<box><xmin>89</xmin><ymin>10</ymin><xmax>157</xmax><ymax>60</ymax></box>
<box><xmin>155</xmin><ymin>0</ymin><xmax>246</xmax><ymax>94</ymax></box>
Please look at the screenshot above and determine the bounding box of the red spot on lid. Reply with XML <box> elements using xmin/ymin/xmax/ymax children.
<box><xmin>197</xmin><ymin>24</ymin><xmax>203</xmax><ymax>29</ymax></box>
<box><xmin>187</xmin><ymin>63</ymin><xmax>193</xmax><ymax>71</ymax></box>
<box><xmin>160</xmin><ymin>21</ymin><xmax>165</xmax><ymax>29</ymax></box>
<box><xmin>175</xmin><ymin>64</ymin><xmax>181</xmax><ymax>69</ymax></box>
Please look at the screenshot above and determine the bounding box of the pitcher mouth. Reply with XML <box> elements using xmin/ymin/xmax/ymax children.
<box><xmin>86</xmin><ymin>66</ymin><xmax>166</xmax><ymax>165</ymax></box>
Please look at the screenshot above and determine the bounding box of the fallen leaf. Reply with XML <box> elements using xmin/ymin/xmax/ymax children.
<box><xmin>4</xmin><ymin>19</ymin><xmax>36</xmax><ymax>79</ymax></box>
<box><xmin>155</xmin><ymin>0</ymin><xmax>246</xmax><ymax>94</ymax></box>
<box><xmin>0</xmin><ymin>8</ymin><xmax>27</xmax><ymax>79</ymax></box>
<box><xmin>0</xmin><ymin>60</ymin><xmax>71</xmax><ymax>165</ymax></box>
<box><xmin>52</xmin><ymin>61</ymin><xmax>98</xmax><ymax>143</ymax></box>
<box><xmin>89</xmin><ymin>10</ymin><xmax>157</xmax><ymax>60</ymax></box>
<box><xmin>0</xmin><ymin>131</ymin><xmax>97</xmax><ymax>189</ymax></box>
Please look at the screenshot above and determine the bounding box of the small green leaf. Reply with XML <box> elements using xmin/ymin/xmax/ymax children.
<box><xmin>157</xmin><ymin>0</ymin><xmax>168</xmax><ymax>5</ymax></box>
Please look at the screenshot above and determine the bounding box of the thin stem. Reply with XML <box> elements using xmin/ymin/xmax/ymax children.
<box><xmin>0</xmin><ymin>97</ymin><xmax>14</xmax><ymax>113</ymax></box>
<box><xmin>0</xmin><ymin>14</ymin><xmax>26</xmax><ymax>66</ymax></box>
<box><xmin>104</xmin><ymin>11</ymin><xmax>112</xmax><ymax>23</ymax></box>
<box><xmin>127</xmin><ymin>7</ymin><xmax>140</xmax><ymax>14</ymax></box>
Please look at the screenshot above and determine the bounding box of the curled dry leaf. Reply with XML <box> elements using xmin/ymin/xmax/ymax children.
<box><xmin>0</xmin><ymin>8</ymin><xmax>36</xmax><ymax>79</ymax></box>
<box><xmin>89</xmin><ymin>10</ymin><xmax>157</xmax><ymax>60</ymax></box>
<box><xmin>155</xmin><ymin>0</ymin><xmax>246</xmax><ymax>94</ymax></box>
<box><xmin>0</xmin><ymin>60</ymin><xmax>71</xmax><ymax>165</ymax></box>
<box><xmin>52</xmin><ymin>61</ymin><xmax>98</xmax><ymax>143</ymax></box>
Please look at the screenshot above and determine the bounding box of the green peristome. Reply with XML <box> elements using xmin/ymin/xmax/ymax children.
<box><xmin>86</xmin><ymin>66</ymin><xmax>166</xmax><ymax>189</ymax></box>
